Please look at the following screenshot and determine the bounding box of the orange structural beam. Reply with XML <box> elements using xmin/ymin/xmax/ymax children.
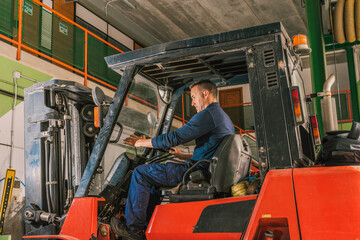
<box><xmin>87</xmin><ymin>75</ymin><xmax>117</xmax><ymax>90</ymax></box>
<box><xmin>84</xmin><ymin>32</ymin><xmax>88</xmax><ymax>86</ymax></box>
<box><xmin>220</xmin><ymin>102</ymin><xmax>252</xmax><ymax>108</ymax></box>
<box><xmin>7</xmin><ymin>0</ymin><xmax>119</xmax><ymax>90</ymax></box>
<box><xmin>0</xmin><ymin>33</ymin><xmax>117</xmax><ymax>91</ymax></box>
<box><xmin>181</xmin><ymin>94</ymin><xmax>185</xmax><ymax>126</ymax></box>
<box><xmin>127</xmin><ymin>94</ymin><xmax>158</xmax><ymax>109</ymax></box>
<box><xmin>339</xmin><ymin>119</ymin><xmax>352</xmax><ymax>123</ymax></box>
<box><xmin>233</xmin><ymin>124</ymin><xmax>256</xmax><ymax>140</ymax></box>
<box><xmin>21</xmin><ymin>43</ymin><xmax>116</xmax><ymax>90</ymax></box>
<box><xmin>11</xmin><ymin>0</ymin><xmax>122</xmax><ymax>91</ymax></box>
<box><xmin>16</xmin><ymin>0</ymin><xmax>23</xmax><ymax>60</ymax></box>
<box><xmin>0</xmin><ymin>33</ymin><xmax>18</xmax><ymax>46</ymax></box>
<box><xmin>347</xmin><ymin>90</ymin><xmax>352</xmax><ymax>121</ymax></box>
<box><xmin>174</xmin><ymin>115</ymin><xmax>183</xmax><ymax>121</ymax></box>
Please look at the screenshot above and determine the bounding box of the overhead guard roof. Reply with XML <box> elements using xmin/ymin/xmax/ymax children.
<box><xmin>105</xmin><ymin>22</ymin><xmax>287</xmax><ymax>88</ymax></box>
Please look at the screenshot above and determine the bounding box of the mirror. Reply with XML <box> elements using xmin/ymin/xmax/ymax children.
<box><xmin>92</xmin><ymin>86</ymin><xmax>105</xmax><ymax>106</ymax></box>
<box><xmin>157</xmin><ymin>85</ymin><xmax>173</xmax><ymax>104</ymax></box>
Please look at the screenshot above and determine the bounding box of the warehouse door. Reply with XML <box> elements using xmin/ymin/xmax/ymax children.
<box><xmin>219</xmin><ymin>87</ymin><xmax>244</xmax><ymax>133</ymax></box>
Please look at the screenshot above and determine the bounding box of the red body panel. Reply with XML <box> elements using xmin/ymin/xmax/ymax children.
<box><xmin>147</xmin><ymin>169</ymin><xmax>303</xmax><ymax>240</ymax></box>
<box><xmin>244</xmin><ymin>169</ymin><xmax>300</xmax><ymax>240</ymax></box>
<box><xmin>293</xmin><ymin>166</ymin><xmax>360</xmax><ymax>239</ymax></box>
<box><xmin>23</xmin><ymin>167</ymin><xmax>360</xmax><ymax>240</ymax></box>
<box><xmin>23</xmin><ymin>197</ymin><xmax>103</xmax><ymax>240</ymax></box>
<box><xmin>146</xmin><ymin>195</ymin><xmax>257</xmax><ymax>240</ymax></box>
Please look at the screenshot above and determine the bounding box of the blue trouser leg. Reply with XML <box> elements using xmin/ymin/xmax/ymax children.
<box><xmin>146</xmin><ymin>186</ymin><xmax>161</xmax><ymax>224</ymax></box>
<box><xmin>125</xmin><ymin>162</ymin><xmax>188</xmax><ymax>231</ymax></box>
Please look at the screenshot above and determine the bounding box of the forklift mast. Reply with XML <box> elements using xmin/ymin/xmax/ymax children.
<box><xmin>24</xmin><ymin>80</ymin><xmax>101</xmax><ymax>235</ymax></box>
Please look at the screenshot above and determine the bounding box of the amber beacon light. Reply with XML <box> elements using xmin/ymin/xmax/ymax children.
<box><xmin>292</xmin><ymin>34</ymin><xmax>311</xmax><ymax>56</ymax></box>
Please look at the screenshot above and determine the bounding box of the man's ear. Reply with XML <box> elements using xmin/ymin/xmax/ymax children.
<box><xmin>203</xmin><ymin>90</ymin><xmax>210</xmax><ymax>98</ymax></box>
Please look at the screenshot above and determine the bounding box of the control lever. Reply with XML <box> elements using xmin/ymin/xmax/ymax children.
<box><xmin>347</xmin><ymin>121</ymin><xmax>360</xmax><ymax>139</ymax></box>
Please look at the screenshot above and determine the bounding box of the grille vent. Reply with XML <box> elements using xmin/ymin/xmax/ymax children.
<box><xmin>266</xmin><ymin>71</ymin><xmax>278</xmax><ymax>89</ymax></box>
<box><xmin>263</xmin><ymin>49</ymin><xmax>275</xmax><ymax>67</ymax></box>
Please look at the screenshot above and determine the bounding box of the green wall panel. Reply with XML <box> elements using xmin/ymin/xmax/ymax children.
<box><xmin>0</xmin><ymin>56</ymin><xmax>52</xmax><ymax>117</ymax></box>
<box><xmin>0</xmin><ymin>0</ymin><xmax>17</xmax><ymax>37</ymax></box>
<box><xmin>338</xmin><ymin>122</ymin><xmax>352</xmax><ymax>131</ymax></box>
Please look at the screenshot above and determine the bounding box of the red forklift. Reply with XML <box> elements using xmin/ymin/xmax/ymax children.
<box><xmin>22</xmin><ymin>22</ymin><xmax>360</xmax><ymax>240</ymax></box>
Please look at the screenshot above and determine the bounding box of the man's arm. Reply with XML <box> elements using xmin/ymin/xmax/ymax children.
<box><xmin>123</xmin><ymin>135</ymin><xmax>192</xmax><ymax>159</ymax></box>
<box><xmin>135</xmin><ymin>138</ymin><xmax>153</xmax><ymax>148</ymax></box>
<box><xmin>152</xmin><ymin>110</ymin><xmax>215</xmax><ymax>149</ymax></box>
<box><xmin>123</xmin><ymin>134</ymin><xmax>153</xmax><ymax>148</ymax></box>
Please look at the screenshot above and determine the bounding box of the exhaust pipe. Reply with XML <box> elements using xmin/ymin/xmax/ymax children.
<box><xmin>323</xmin><ymin>73</ymin><xmax>336</xmax><ymax>94</ymax></box>
<box><xmin>321</xmin><ymin>74</ymin><xmax>339</xmax><ymax>134</ymax></box>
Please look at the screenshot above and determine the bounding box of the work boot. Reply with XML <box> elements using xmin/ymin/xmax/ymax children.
<box><xmin>110</xmin><ymin>217</ymin><xmax>146</xmax><ymax>240</ymax></box>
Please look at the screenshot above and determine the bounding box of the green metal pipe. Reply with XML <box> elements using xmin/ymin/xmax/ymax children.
<box><xmin>305</xmin><ymin>0</ymin><xmax>327</xmax><ymax>137</ymax></box>
<box><xmin>346</xmin><ymin>47</ymin><xmax>360</xmax><ymax>122</ymax></box>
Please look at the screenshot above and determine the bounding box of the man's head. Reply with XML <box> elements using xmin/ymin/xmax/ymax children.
<box><xmin>189</xmin><ymin>80</ymin><xmax>217</xmax><ymax>113</ymax></box>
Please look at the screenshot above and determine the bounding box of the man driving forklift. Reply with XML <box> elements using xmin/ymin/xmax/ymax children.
<box><xmin>112</xmin><ymin>80</ymin><xmax>235</xmax><ymax>239</ymax></box>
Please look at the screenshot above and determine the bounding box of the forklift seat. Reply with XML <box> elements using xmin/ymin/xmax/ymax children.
<box><xmin>168</xmin><ymin>134</ymin><xmax>252</xmax><ymax>203</ymax></box>
<box><xmin>210</xmin><ymin>134</ymin><xmax>252</xmax><ymax>193</ymax></box>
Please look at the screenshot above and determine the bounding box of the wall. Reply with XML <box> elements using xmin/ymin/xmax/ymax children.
<box><xmin>300</xmin><ymin>50</ymin><xmax>350</xmax><ymax>94</ymax></box>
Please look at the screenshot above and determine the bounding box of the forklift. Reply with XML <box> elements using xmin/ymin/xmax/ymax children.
<box><xmin>22</xmin><ymin>22</ymin><xmax>360</xmax><ymax>239</ymax></box>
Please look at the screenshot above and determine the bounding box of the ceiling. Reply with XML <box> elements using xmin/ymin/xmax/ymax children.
<box><xmin>78</xmin><ymin>0</ymin><xmax>308</xmax><ymax>47</ymax></box>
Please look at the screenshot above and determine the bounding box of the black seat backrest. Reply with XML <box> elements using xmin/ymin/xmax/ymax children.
<box><xmin>209</xmin><ymin>134</ymin><xmax>251</xmax><ymax>193</ymax></box>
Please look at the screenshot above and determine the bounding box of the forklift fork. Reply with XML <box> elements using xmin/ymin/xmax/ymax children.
<box><xmin>23</xmin><ymin>198</ymin><xmax>104</xmax><ymax>240</ymax></box>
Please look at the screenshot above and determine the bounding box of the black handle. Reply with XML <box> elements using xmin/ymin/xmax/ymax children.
<box><xmin>109</xmin><ymin>122</ymin><xmax>123</xmax><ymax>143</ymax></box>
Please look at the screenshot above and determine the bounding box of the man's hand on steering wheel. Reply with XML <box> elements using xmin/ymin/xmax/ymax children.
<box><xmin>169</xmin><ymin>147</ymin><xmax>183</xmax><ymax>158</ymax></box>
<box><xmin>123</xmin><ymin>134</ymin><xmax>146</xmax><ymax>147</ymax></box>
<box><xmin>169</xmin><ymin>147</ymin><xmax>193</xmax><ymax>160</ymax></box>
<box><xmin>124</xmin><ymin>134</ymin><xmax>154</xmax><ymax>148</ymax></box>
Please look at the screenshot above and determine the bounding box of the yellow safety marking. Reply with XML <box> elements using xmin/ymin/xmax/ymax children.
<box><xmin>0</xmin><ymin>169</ymin><xmax>16</xmax><ymax>234</ymax></box>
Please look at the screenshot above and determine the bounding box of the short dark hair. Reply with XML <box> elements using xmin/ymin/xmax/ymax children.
<box><xmin>189</xmin><ymin>80</ymin><xmax>217</xmax><ymax>98</ymax></box>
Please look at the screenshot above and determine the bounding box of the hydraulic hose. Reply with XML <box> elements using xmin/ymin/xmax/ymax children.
<box><xmin>56</xmin><ymin>130</ymin><xmax>64</xmax><ymax>215</ymax></box>
<box><xmin>334</xmin><ymin>0</ymin><xmax>346</xmax><ymax>44</ymax></box>
<box><xmin>44</xmin><ymin>140</ymin><xmax>52</xmax><ymax>213</ymax></box>
<box><xmin>50</xmin><ymin>130</ymin><xmax>60</xmax><ymax>215</ymax></box>
<box><xmin>48</xmin><ymin>136</ymin><xmax>58</xmax><ymax>214</ymax></box>
<box><xmin>61</xmin><ymin>94</ymin><xmax>73</xmax><ymax>207</ymax></box>
<box><xmin>356</xmin><ymin>0</ymin><xmax>360</xmax><ymax>40</ymax></box>
<box><xmin>61</xmin><ymin>127</ymin><xmax>67</xmax><ymax>209</ymax></box>
<box><xmin>345</xmin><ymin>0</ymin><xmax>356</xmax><ymax>43</ymax></box>
<box><xmin>65</xmin><ymin>115</ymin><xmax>73</xmax><ymax>204</ymax></box>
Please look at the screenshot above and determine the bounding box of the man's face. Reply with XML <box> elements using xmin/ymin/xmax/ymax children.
<box><xmin>191</xmin><ymin>85</ymin><xmax>207</xmax><ymax>113</ymax></box>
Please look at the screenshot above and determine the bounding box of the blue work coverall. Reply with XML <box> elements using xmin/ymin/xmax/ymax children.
<box><xmin>125</xmin><ymin>102</ymin><xmax>235</xmax><ymax>231</ymax></box>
